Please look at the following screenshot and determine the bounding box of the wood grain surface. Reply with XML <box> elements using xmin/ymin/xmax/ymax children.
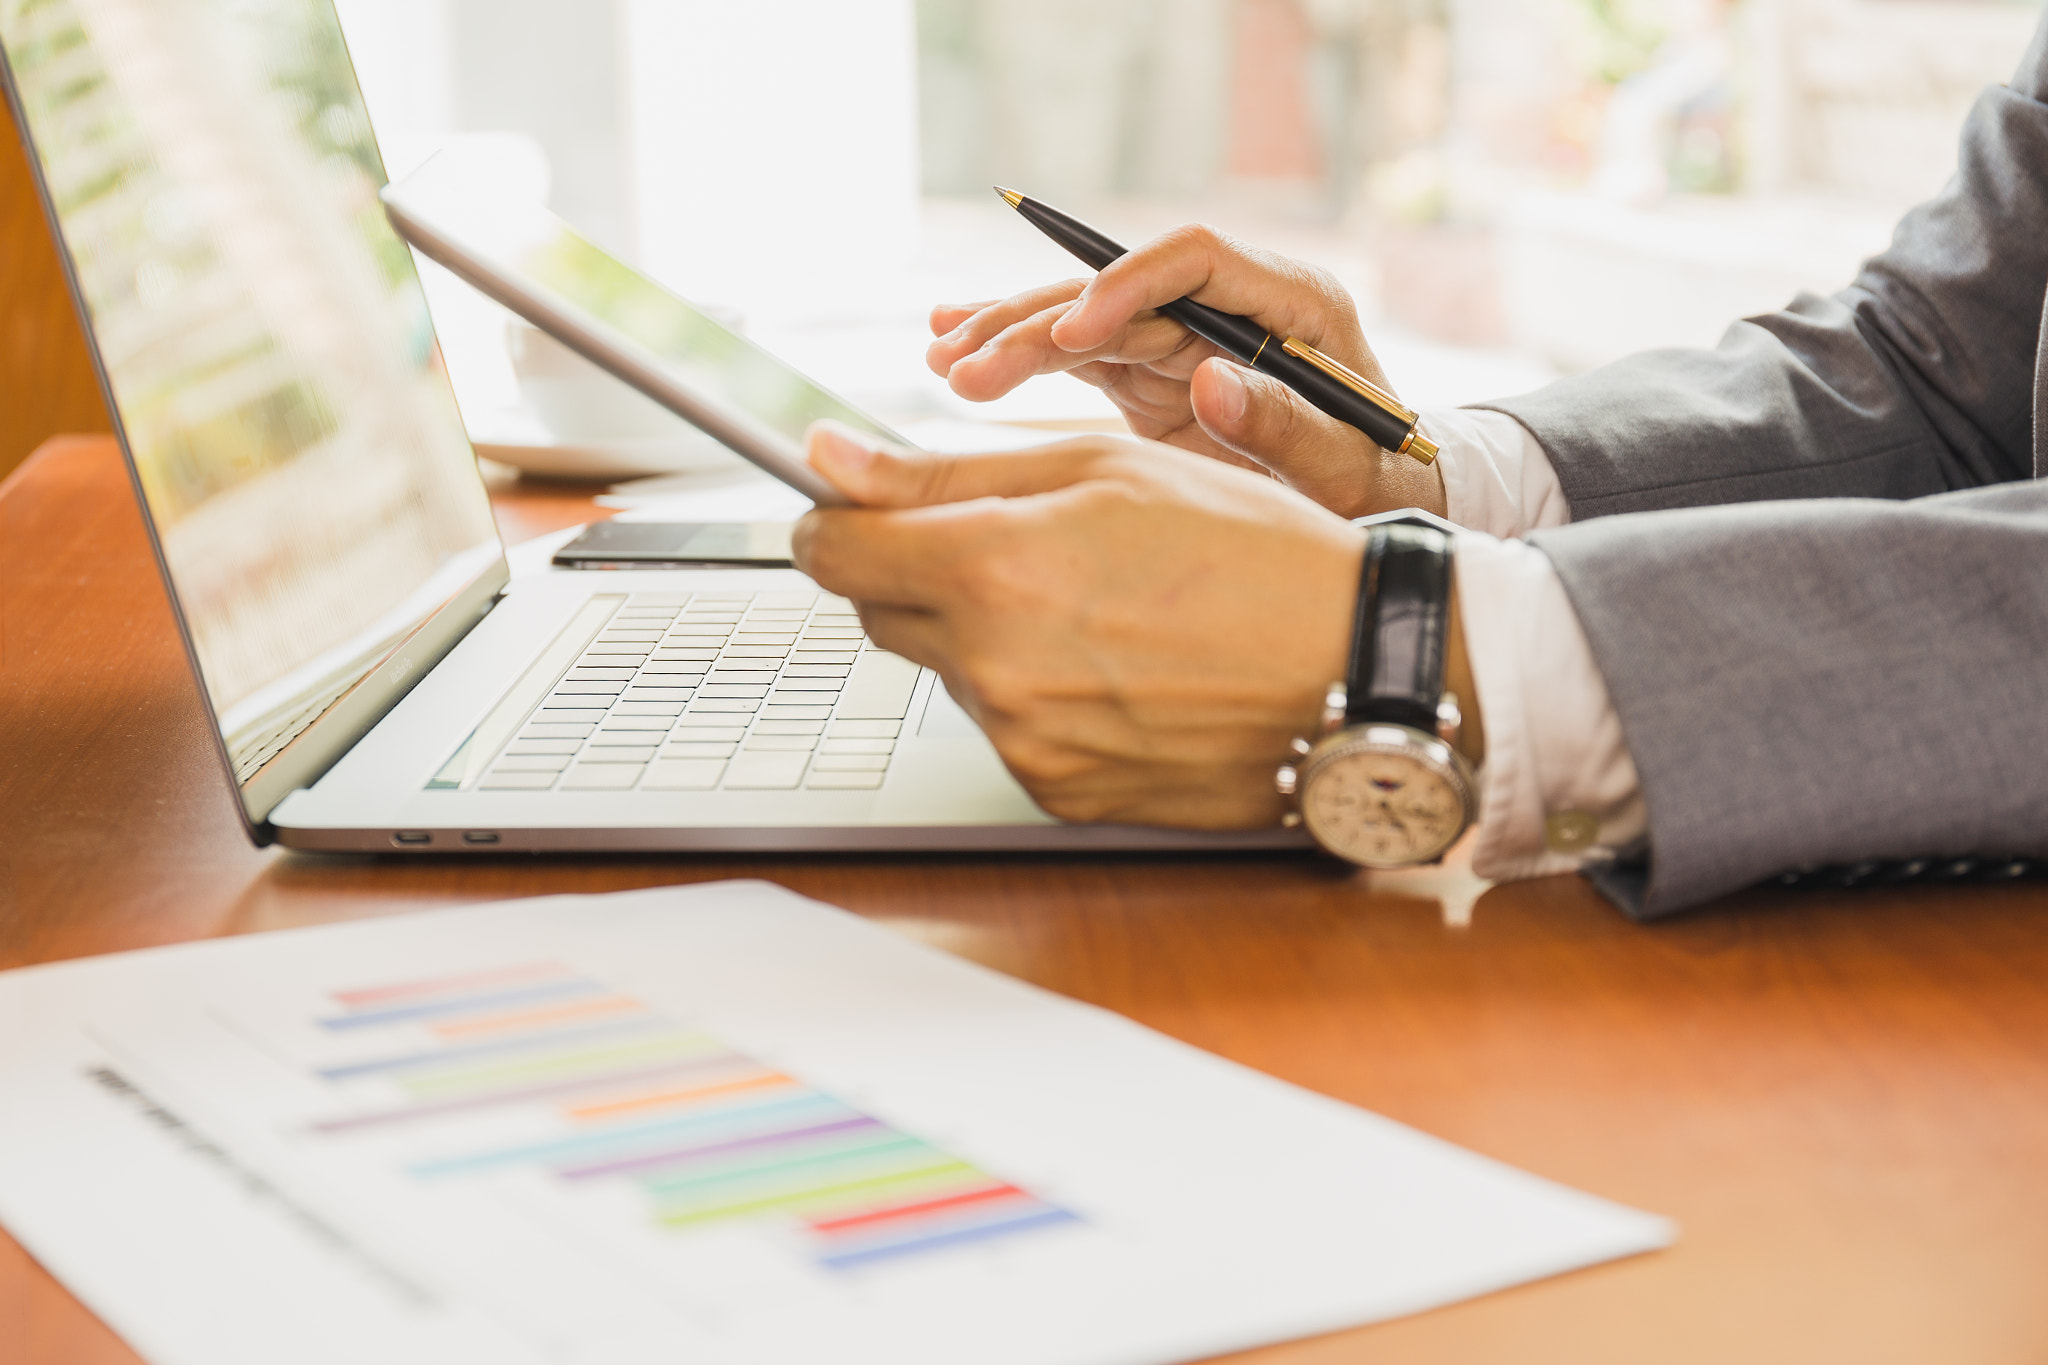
<box><xmin>6</xmin><ymin>438</ymin><xmax>2048</xmax><ymax>1363</ymax></box>
<box><xmin>0</xmin><ymin>98</ymin><xmax>110</xmax><ymax>483</ymax></box>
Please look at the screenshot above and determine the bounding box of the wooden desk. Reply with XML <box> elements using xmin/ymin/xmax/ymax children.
<box><xmin>6</xmin><ymin>437</ymin><xmax>2048</xmax><ymax>1364</ymax></box>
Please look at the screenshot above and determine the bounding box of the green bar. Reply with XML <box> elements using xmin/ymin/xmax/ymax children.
<box><xmin>640</xmin><ymin>1133</ymin><xmax>928</xmax><ymax>1196</ymax></box>
<box><xmin>656</xmin><ymin>1159</ymin><xmax>980</xmax><ymax>1228</ymax></box>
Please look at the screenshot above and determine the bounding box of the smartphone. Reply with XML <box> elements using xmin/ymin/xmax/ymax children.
<box><xmin>552</xmin><ymin>521</ymin><xmax>794</xmax><ymax>568</ymax></box>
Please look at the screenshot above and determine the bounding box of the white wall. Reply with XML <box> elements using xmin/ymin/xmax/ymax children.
<box><xmin>337</xmin><ymin>0</ymin><xmax>923</xmax><ymax>321</ymax></box>
<box><xmin>621</xmin><ymin>0</ymin><xmax>921</xmax><ymax>322</ymax></box>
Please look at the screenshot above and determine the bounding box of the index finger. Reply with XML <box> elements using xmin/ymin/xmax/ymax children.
<box><xmin>1053</xmin><ymin>223</ymin><xmax>1349</xmax><ymax>354</ymax></box>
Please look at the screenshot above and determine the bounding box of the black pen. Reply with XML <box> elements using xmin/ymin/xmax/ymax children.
<box><xmin>995</xmin><ymin>187</ymin><xmax>1437</xmax><ymax>465</ymax></box>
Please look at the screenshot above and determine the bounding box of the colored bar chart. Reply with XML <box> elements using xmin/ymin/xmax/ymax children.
<box><xmin>304</xmin><ymin>963</ymin><xmax>1077</xmax><ymax>1270</ymax></box>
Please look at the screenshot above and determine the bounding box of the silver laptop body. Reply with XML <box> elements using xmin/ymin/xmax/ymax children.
<box><xmin>0</xmin><ymin>0</ymin><xmax>1301</xmax><ymax>856</ymax></box>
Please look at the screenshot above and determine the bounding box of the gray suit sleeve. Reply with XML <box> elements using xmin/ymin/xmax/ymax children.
<box><xmin>1529</xmin><ymin>482</ymin><xmax>2048</xmax><ymax>917</ymax></box>
<box><xmin>1479</xmin><ymin>16</ymin><xmax>2048</xmax><ymax>514</ymax></box>
<box><xmin>1471</xmin><ymin>18</ymin><xmax>2048</xmax><ymax>917</ymax></box>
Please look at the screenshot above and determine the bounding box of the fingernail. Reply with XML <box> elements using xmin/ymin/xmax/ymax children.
<box><xmin>810</xmin><ymin>424</ymin><xmax>877</xmax><ymax>478</ymax></box>
<box><xmin>1211</xmin><ymin>361</ymin><xmax>1247</xmax><ymax>423</ymax></box>
<box><xmin>1049</xmin><ymin>297</ymin><xmax>1088</xmax><ymax>351</ymax></box>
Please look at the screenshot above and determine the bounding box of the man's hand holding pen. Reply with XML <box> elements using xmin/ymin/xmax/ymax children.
<box><xmin>926</xmin><ymin>219</ymin><xmax>1448</xmax><ymax>522</ymax></box>
<box><xmin>796</xmin><ymin>212</ymin><xmax>1487</xmax><ymax>829</ymax></box>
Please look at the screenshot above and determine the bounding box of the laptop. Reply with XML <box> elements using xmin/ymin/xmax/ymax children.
<box><xmin>0</xmin><ymin>0</ymin><xmax>1302</xmax><ymax>856</ymax></box>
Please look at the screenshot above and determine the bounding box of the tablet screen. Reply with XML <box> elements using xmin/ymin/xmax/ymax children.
<box><xmin>384</xmin><ymin>160</ymin><xmax>904</xmax><ymax>493</ymax></box>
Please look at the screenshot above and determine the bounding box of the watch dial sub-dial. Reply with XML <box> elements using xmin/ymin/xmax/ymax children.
<box><xmin>1303</xmin><ymin>749</ymin><xmax>1466</xmax><ymax>865</ymax></box>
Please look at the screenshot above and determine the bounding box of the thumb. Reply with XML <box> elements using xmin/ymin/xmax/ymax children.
<box><xmin>1188</xmin><ymin>357</ymin><xmax>1378</xmax><ymax>489</ymax></box>
<box><xmin>805</xmin><ymin>420</ymin><xmax>1115</xmax><ymax>509</ymax></box>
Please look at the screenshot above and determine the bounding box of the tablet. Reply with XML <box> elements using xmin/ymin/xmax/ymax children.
<box><xmin>381</xmin><ymin>155</ymin><xmax>910</xmax><ymax>506</ymax></box>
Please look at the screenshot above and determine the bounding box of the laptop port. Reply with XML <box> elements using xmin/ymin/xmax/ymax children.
<box><xmin>461</xmin><ymin>831</ymin><xmax>501</xmax><ymax>845</ymax></box>
<box><xmin>390</xmin><ymin>831</ymin><xmax>432</xmax><ymax>846</ymax></box>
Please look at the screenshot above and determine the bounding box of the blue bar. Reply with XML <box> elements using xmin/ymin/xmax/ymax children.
<box><xmin>318</xmin><ymin>1017</ymin><xmax>671</xmax><ymax>1079</ymax></box>
<box><xmin>408</xmin><ymin>1090</ymin><xmax>844</xmax><ymax>1176</ymax></box>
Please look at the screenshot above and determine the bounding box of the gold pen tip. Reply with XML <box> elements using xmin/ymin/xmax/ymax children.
<box><xmin>994</xmin><ymin>186</ymin><xmax>1024</xmax><ymax>209</ymax></box>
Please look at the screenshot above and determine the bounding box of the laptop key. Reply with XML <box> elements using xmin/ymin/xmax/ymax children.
<box><xmin>534</xmin><ymin>708</ymin><xmax>608</xmax><ymax>724</ymax></box>
<box><xmin>827</xmin><ymin>720</ymin><xmax>900</xmax><ymax>738</ymax></box>
<box><xmin>663</xmin><ymin>741</ymin><xmax>737</xmax><ymax>759</ymax></box>
<box><xmin>551</xmin><ymin>681</ymin><xmax>625</xmax><ymax>696</ymax></box>
<box><xmin>643</xmin><ymin>758</ymin><xmax>727</xmax><ymax>790</ymax></box>
<box><xmin>669</xmin><ymin>721</ymin><xmax>747</xmax><ymax>739</ymax></box>
<box><xmin>821</xmin><ymin>737</ymin><xmax>894</xmax><ymax>754</ymax></box>
<box><xmin>521</xmin><ymin>723</ymin><xmax>595</xmax><ymax>740</ymax></box>
<box><xmin>621</xmin><ymin>687</ymin><xmax>694</xmax><ymax>703</ymax></box>
<box><xmin>835</xmin><ymin>652</ymin><xmax>919</xmax><ymax>719</ymax></box>
<box><xmin>503</xmin><ymin>737</ymin><xmax>584</xmax><ymax>755</ymax></box>
<box><xmin>560</xmin><ymin>763</ymin><xmax>645</xmax><ymax>790</ymax></box>
<box><xmin>744</xmin><ymin>735</ymin><xmax>818</xmax><ymax>752</ymax></box>
<box><xmin>493</xmin><ymin>753</ymin><xmax>574</xmax><ymax>772</ymax></box>
<box><xmin>806</xmin><ymin>771</ymin><xmax>886</xmax><ymax>790</ymax></box>
<box><xmin>723</xmin><ymin>751</ymin><xmax>809</xmax><ymax>789</ymax></box>
<box><xmin>480</xmin><ymin>771</ymin><xmax>560</xmax><ymax>790</ymax></box>
<box><xmin>811</xmin><ymin>752</ymin><xmax>890</xmax><ymax>771</ymax></box>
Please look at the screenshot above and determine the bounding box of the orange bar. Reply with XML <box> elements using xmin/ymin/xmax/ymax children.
<box><xmin>430</xmin><ymin>994</ymin><xmax>644</xmax><ymax>1039</ymax></box>
<box><xmin>332</xmin><ymin>962</ymin><xmax>567</xmax><ymax>1008</ymax></box>
<box><xmin>563</xmin><ymin>1069</ymin><xmax>793</xmax><ymax>1121</ymax></box>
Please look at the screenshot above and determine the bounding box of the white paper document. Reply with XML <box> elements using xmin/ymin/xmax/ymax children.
<box><xmin>0</xmin><ymin>882</ymin><xmax>1671</xmax><ymax>1365</ymax></box>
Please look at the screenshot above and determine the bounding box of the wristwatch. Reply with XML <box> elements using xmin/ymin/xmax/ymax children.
<box><xmin>1275</xmin><ymin>510</ymin><xmax>1477</xmax><ymax>867</ymax></box>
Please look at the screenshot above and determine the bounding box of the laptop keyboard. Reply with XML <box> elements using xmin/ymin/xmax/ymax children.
<box><xmin>475</xmin><ymin>591</ymin><xmax>916</xmax><ymax>794</ymax></box>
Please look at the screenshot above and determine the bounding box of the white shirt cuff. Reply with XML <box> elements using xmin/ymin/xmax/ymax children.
<box><xmin>1454</xmin><ymin>530</ymin><xmax>1646</xmax><ymax>881</ymax></box>
<box><xmin>1425</xmin><ymin>408</ymin><xmax>1571</xmax><ymax>538</ymax></box>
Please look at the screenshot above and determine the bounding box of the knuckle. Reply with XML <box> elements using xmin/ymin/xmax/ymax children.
<box><xmin>1161</xmin><ymin>221</ymin><xmax>1223</xmax><ymax>256</ymax></box>
<box><xmin>909</xmin><ymin>452</ymin><xmax>957</xmax><ymax>506</ymax></box>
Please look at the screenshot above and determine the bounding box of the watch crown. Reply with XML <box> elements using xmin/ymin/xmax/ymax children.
<box><xmin>1281</xmin><ymin>811</ymin><xmax>1303</xmax><ymax>828</ymax></box>
<box><xmin>1436</xmin><ymin>692</ymin><xmax>1464</xmax><ymax>746</ymax></box>
<box><xmin>1288</xmin><ymin>736</ymin><xmax>1313</xmax><ymax>758</ymax></box>
<box><xmin>1275</xmin><ymin>765</ymin><xmax>1298</xmax><ymax>797</ymax></box>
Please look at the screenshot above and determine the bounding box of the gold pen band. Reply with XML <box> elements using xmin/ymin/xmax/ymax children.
<box><xmin>1280</xmin><ymin>338</ymin><xmax>1415</xmax><ymax>422</ymax></box>
<box><xmin>1279</xmin><ymin>337</ymin><xmax>1437</xmax><ymax>466</ymax></box>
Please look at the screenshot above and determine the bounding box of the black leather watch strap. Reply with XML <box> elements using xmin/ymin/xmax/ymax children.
<box><xmin>1345</xmin><ymin>520</ymin><xmax>1454</xmax><ymax>732</ymax></box>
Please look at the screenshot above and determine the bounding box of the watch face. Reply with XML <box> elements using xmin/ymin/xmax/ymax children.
<box><xmin>1301</xmin><ymin>737</ymin><xmax>1471</xmax><ymax>867</ymax></box>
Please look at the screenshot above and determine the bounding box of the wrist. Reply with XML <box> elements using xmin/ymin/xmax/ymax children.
<box><xmin>1443</xmin><ymin>585</ymin><xmax>1486</xmax><ymax>768</ymax></box>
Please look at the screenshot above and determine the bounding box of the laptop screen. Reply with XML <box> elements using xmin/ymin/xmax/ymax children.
<box><xmin>0</xmin><ymin>0</ymin><xmax>503</xmax><ymax>821</ymax></box>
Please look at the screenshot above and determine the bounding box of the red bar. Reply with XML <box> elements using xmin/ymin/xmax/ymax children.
<box><xmin>806</xmin><ymin>1180</ymin><xmax>1027</xmax><ymax>1235</ymax></box>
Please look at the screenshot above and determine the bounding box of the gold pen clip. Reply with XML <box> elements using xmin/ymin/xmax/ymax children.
<box><xmin>1279</xmin><ymin>338</ymin><xmax>1438</xmax><ymax>465</ymax></box>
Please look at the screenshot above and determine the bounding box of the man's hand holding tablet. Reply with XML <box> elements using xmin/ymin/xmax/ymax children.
<box><xmin>792</xmin><ymin>421</ymin><xmax>1467</xmax><ymax>830</ymax></box>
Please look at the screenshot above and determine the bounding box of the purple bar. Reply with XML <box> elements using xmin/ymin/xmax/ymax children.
<box><xmin>558</xmin><ymin>1114</ymin><xmax>883</xmax><ymax>1181</ymax></box>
